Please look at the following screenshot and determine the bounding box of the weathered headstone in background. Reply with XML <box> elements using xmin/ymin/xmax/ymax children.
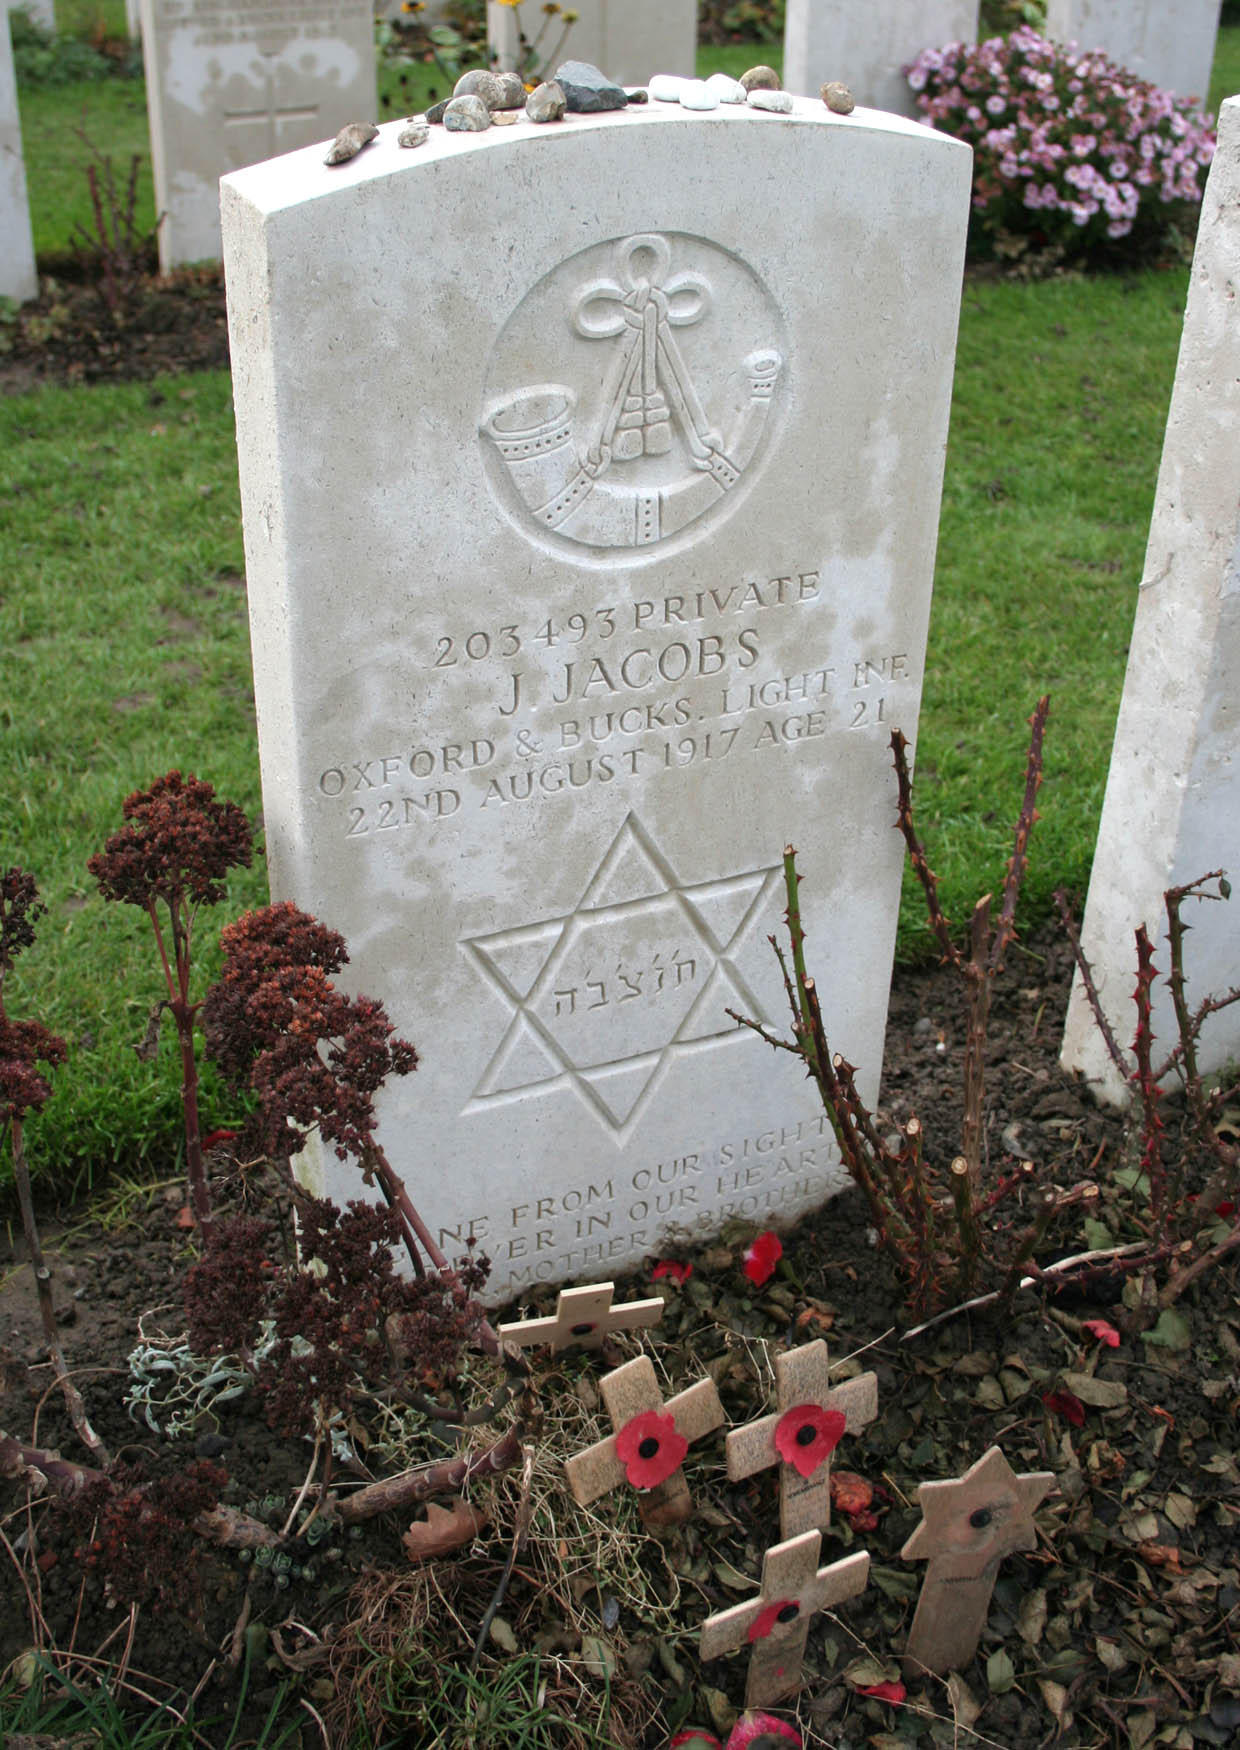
<box><xmin>126</xmin><ymin>0</ymin><xmax>141</xmax><ymax>40</ymax></box>
<box><xmin>1062</xmin><ymin>98</ymin><xmax>1240</xmax><ymax>1100</ymax></box>
<box><xmin>784</xmin><ymin>0</ymin><xmax>978</xmax><ymax>116</ymax></box>
<box><xmin>487</xmin><ymin>0</ymin><xmax>696</xmax><ymax>86</ymax></box>
<box><xmin>1</xmin><ymin>5</ymin><xmax>38</xmax><ymax>305</ymax></box>
<box><xmin>222</xmin><ymin>100</ymin><xmax>970</xmax><ymax>1301</ymax></box>
<box><xmin>139</xmin><ymin>0</ymin><xmax>376</xmax><ymax>272</ymax></box>
<box><xmin>1045</xmin><ymin>0</ymin><xmax>1220</xmax><ymax>102</ymax></box>
<box><xmin>14</xmin><ymin>1</ymin><xmax>55</xmax><ymax>31</ymax></box>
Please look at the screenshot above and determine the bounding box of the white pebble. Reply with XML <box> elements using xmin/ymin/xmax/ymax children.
<box><xmin>678</xmin><ymin>79</ymin><xmax>720</xmax><ymax>111</ymax></box>
<box><xmin>648</xmin><ymin>73</ymin><xmax>690</xmax><ymax>102</ymax></box>
<box><xmin>747</xmin><ymin>87</ymin><xmax>794</xmax><ymax>114</ymax></box>
<box><xmin>705</xmin><ymin>72</ymin><xmax>747</xmax><ymax>103</ymax></box>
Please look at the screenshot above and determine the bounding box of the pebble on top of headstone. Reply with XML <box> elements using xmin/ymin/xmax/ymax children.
<box><xmin>740</xmin><ymin>65</ymin><xmax>781</xmax><ymax>90</ymax></box>
<box><xmin>554</xmin><ymin>60</ymin><xmax>630</xmax><ymax>112</ymax></box>
<box><xmin>325</xmin><ymin>121</ymin><xmax>378</xmax><ymax>165</ymax></box>
<box><xmin>1061</xmin><ymin>95</ymin><xmax>1240</xmax><ymax>1100</ymax></box>
<box><xmin>443</xmin><ymin>94</ymin><xmax>492</xmax><ymax>132</ymax></box>
<box><xmin>525</xmin><ymin>80</ymin><xmax>567</xmax><ymax>123</ymax></box>
<box><xmin>822</xmin><ymin>81</ymin><xmax>855</xmax><ymax>115</ymax></box>
<box><xmin>454</xmin><ymin>69</ymin><xmax>504</xmax><ymax>109</ymax></box>
<box><xmin>221</xmin><ymin>89</ymin><xmax>972</xmax><ymax>1302</ymax></box>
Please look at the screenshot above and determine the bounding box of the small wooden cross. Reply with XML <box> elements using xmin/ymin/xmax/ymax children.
<box><xmin>564</xmin><ymin>1354</ymin><xmax>723</xmax><ymax>1528</ymax></box>
<box><xmin>901</xmin><ymin>1445</ymin><xmax>1054</xmax><ymax>1677</ymax></box>
<box><xmin>726</xmin><ymin>1340</ymin><xmax>878</xmax><ymax>1539</ymax></box>
<box><xmin>498</xmin><ymin>1282</ymin><xmax>664</xmax><ymax>1354</ymax></box>
<box><xmin>700</xmin><ymin>1530</ymin><xmax>870</xmax><ymax>1707</ymax></box>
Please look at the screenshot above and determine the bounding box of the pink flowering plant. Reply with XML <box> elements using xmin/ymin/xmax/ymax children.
<box><xmin>906</xmin><ymin>27</ymin><xmax>1215</xmax><ymax>263</ymax></box>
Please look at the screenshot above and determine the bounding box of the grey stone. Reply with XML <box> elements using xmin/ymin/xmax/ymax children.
<box><xmin>427</xmin><ymin>99</ymin><xmax>450</xmax><ymax>124</ymax></box>
<box><xmin>626</xmin><ymin>87</ymin><xmax>649</xmax><ymax>103</ymax></box>
<box><xmin>455</xmin><ymin>69</ymin><xmax>504</xmax><ymax>108</ymax></box>
<box><xmin>554</xmin><ymin>60</ymin><xmax>629</xmax><ymax>112</ymax></box>
<box><xmin>325</xmin><ymin>121</ymin><xmax>379</xmax><ymax>165</ymax></box>
<box><xmin>739</xmin><ymin>65</ymin><xmax>781</xmax><ymax>91</ymax></box>
<box><xmin>821</xmin><ymin>81</ymin><xmax>855</xmax><ymax>115</ymax></box>
<box><xmin>443</xmin><ymin>94</ymin><xmax>492</xmax><ymax>132</ymax></box>
<box><xmin>398</xmin><ymin>122</ymin><xmax>431</xmax><ymax>149</ymax></box>
<box><xmin>492</xmin><ymin>71</ymin><xmax>528</xmax><ymax>110</ymax></box>
<box><xmin>747</xmin><ymin>88</ymin><xmax>794</xmax><ymax>113</ymax></box>
<box><xmin>525</xmin><ymin>80</ymin><xmax>567</xmax><ymax>123</ymax></box>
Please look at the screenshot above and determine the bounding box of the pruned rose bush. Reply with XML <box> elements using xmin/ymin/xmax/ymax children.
<box><xmin>906</xmin><ymin>27</ymin><xmax>1216</xmax><ymax>264</ymax></box>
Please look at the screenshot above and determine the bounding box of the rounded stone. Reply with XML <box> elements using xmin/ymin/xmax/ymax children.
<box><xmin>443</xmin><ymin>94</ymin><xmax>492</xmax><ymax>132</ymax></box>
<box><xmin>324</xmin><ymin>120</ymin><xmax>378</xmax><ymax>165</ymax></box>
<box><xmin>739</xmin><ymin>64</ymin><xmax>781</xmax><ymax>91</ymax></box>
<box><xmin>625</xmin><ymin>87</ymin><xmax>649</xmax><ymax>103</ymax></box>
<box><xmin>492</xmin><ymin>70</ymin><xmax>528</xmax><ymax>109</ymax></box>
<box><xmin>525</xmin><ymin>79</ymin><xmax>566</xmax><ymax>123</ymax></box>
<box><xmin>747</xmin><ymin>87</ymin><xmax>793</xmax><ymax>114</ymax></box>
<box><xmin>491</xmin><ymin>111</ymin><xmax>519</xmax><ymax>126</ymax></box>
<box><xmin>821</xmin><ymin>80</ymin><xmax>855</xmax><ymax>114</ymax></box>
<box><xmin>678</xmin><ymin>79</ymin><xmax>720</xmax><ymax>111</ymax></box>
<box><xmin>398</xmin><ymin>121</ymin><xmax>430</xmax><ymax>149</ymax></box>
<box><xmin>705</xmin><ymin>72</ymin><xmax>747</xmax><ymax>103</ymax></box>
<box><xmin>454</xmin><ymin>69</ymin><xmax>503</xmax><ymax>109</ymax></box>
<box><xmin>648</xmin><ymin>73</ymin><xmax>690</xmax><ymax>103</ymax></box>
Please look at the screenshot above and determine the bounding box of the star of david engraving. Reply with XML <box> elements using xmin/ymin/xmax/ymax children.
<box><xmin>463</xmin><ymin>813</ymin><xmax>781</xmax><ymax>1136</ymax></box>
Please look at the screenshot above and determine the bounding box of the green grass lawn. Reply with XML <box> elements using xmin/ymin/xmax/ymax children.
<box><xmin>0</xmin><ymin>19</ymin><xmax>1219</xmax><ymax>1199</ymax></box>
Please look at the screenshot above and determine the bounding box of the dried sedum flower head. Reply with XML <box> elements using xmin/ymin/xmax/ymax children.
<box><xmin>0</xmin><ymin>1015</ymin><xmax>67</xmax><ymax>1124</ymax></box>
<box><xmin>88</xmin><ymin>771</ymin><xmax>252</xmax><ymax>911</ymax></box>
<box><xmin>0</xmin><ymin>868</ymin><xmax>45</xmax><ymax>973</ymax></box>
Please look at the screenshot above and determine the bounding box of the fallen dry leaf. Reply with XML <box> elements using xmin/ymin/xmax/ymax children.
<box><xmin>402</xmin><ymin>1497</ymin><xmax>488</xmax><ymax>1562</ymax></box>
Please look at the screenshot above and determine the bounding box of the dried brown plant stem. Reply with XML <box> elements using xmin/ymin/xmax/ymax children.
<box><xmin>469</xmin><ymin>1443</ymin><xmax>534</xmax><ymax>1672</ymax></box>
<box><xmin>1159</xmin><ymin>1224</ymin><xmax>1240</xmax><ymax>1307</ymax></box>
<box><xmin>9</xmin><ymin>1119</ymin><xmax>108</xmax><ymax>1464</ymax></box>
<box><xmin>338</xmin><ymin>1422</ymin><xmax>526</xmax><ymax>1524</ymax></box>
<box><xmin>146</xmin><ymin>899</ymin><xmax>213</xmax><ymax>1244</ymax></box>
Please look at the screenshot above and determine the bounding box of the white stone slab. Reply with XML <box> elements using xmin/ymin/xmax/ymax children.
<box><xmin>1045</xmin><ymin>0</ymin><xmax>1220</xmax><ymax>103</ymax></box>
<box><xmin>222</xmin><ymin>100</ymin><xmax>970</xmax><ymax>1300</ymax></box>
<box><xmin>1</xmin><ymin>7</ymin><xmax>37</xmax><ymax>305</ymax></box>
<box><xmin>784</xmin><ymin>0</ymin><xmax>979</xmax><ymax>117</ymax></box>
<box><xmin>487</xmin><ymin>0</ymin><xmax>695</xmax><ymax>86</ymax></box>
<box><xmin>1061</xmin><ymin>97</ymin><xmax>1240</xmax><ymax>1102</ymax></box>
<box><xmin>138</xmin><ymin>0</ymin><xmax>377</xmax><ymax>273</ymax></box>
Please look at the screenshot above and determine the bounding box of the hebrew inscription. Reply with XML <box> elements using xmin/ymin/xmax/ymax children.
<box><xmin>464</xmin><ymin>812</ymin><xmax>781</xmax><ymax>1136</ymax></box>
<box><xmin>481</xmin><ymin>233</ymin><xmax>785</xmax><ymax>555</ymax></box>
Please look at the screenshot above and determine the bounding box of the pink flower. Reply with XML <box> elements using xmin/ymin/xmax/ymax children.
<box><xmin>774</xmin><ymin>1404</ymin><xmax>846</xmax><ymax>1479</ymax></box>
<box><xmin>614</xmin><ymin>1410</ymin><xmax>687</xmax><ymax>1490</ymax></box>
<box><xmin>1083</xmin><ymin>1318</ymin><xmax>1120</xmax><ymax>1347</ymax></box>
<box><xmin>742</xmin><ymin>1231</ymin><xmax>782</xmax><ymax>1286</ymax></box>
<box><xmin>857</xmin><ymin>1681</ymin><xmax>907</xmax><ymax>1704</ymax></box>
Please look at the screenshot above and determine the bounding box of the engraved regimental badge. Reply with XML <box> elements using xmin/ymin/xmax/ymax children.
<box><xmin>482</xmin><ymin>233</ymin><xmax>785</xmax><ymax>555</ymax></box>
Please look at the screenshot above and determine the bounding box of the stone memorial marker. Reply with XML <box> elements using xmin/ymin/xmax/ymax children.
<box><xmin>16</xmin><ymin>0</ymin><xmax>54</xmax><ymax>30</ymax></box>
<box><xmin>783</xmin><ymin>0</ymin><xmax>979</xmax><ymax>116</ymax></box>
<box><xmin>901</xmin><ymin>1445</ymin><xmax>1053</xmax><ymax>1677</ymax></box>
<box><xmin>1045</xmin><ymin>0</ymin><xmax>1220</xmax><ymax>102</ymax></box>
<box><xmin>140</xmin><ymin>0</ymin><xmax>376</xmax><ymax>272</ymax></box>
<box><xmin>564</xmin><ymin>1353</ymin><xmax>723</xmax><ymax>1526</ymax></box>
<box><xmin>487</xmin><ymin>0</ymin><xmax>696</xmax><ymax>87</ymax></box>
<box><xmin>1061</xmin><ymin>98</ymin><xmax>1240</xmax><ymax>1101</ymax></box>
<box><xmin>497</xmin><ymin>1280</ymin><xmax>664</xmax><ymax>1352</ymax></box>
<box><xmin>221</xmin><ymin>98</ymin><xmax>970</xmax><ymax>1301</ymax></box>
<box><xmin>700</xmin><ymin>1531</ymin><xmax>870</xmax><ymax>1706</ymax></box>
<box><xmin>726</xmin><ymin>1340</ymin><xmax>878</xmax><ymax>1539</ymax></box>
<box><xmin>1</xmin><ymin>5</ymin><xmax>37</xmax><ymax>306</ymax></box>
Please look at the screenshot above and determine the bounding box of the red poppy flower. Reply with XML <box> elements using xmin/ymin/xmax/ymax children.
<box><xmin>725</xmin><ymin>1713</ymin><xmax>802</xmax><ymax>1750</ymax></box>
<box><xmin>1216</xmin><ymin>1200</ymin><xmax>1236</xmax><ymax>1218</ymax></box>
<box><xmin>1042</xmin><ymin>1389</ymin><xmax>1086</xmax><ymax>1426</ymax></box>
<box><xmin>747</xmin><ymin>1598</ymin><xmax>802</xmax><ymax>1641</ymax></box>
<box><xmin>773</xmin><ymin>1403</ymin><xmax>846</xmax><ymax>1479</ymax></box>
<box><xmin>743</xmin><ymin>1231</ymin><xmax>783</xmax><ymax>1286</ymax></box>
<box><xmin>614</xmin><ymin>1409</ymin><xmax>687</xmax><ymax>1490</ymax></box>
<box><xmin>652</xmin><ymin>1259</ymin><xmax>693</xmax><ymax>1284</ymax></box>
<box><xmin>857</xmin><ymin>1680</ymin><xmax>906</xmax><ymax>1704</ymax></box>
<box><xmin>1082</xmin><ymin>1318</ymin><xmax>1120</xmax><ymax>1347</ymax></box>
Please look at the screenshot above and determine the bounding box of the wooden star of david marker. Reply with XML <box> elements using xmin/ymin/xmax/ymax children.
<box><xmin>726</xmin><ymin>1340</ymin><xmax>879</xmax><ymax>1539</ymax></box>
<box><xmin>700</xmin><ymin>1530</ymin><xmax>870</xmax><ymax>1707</ymax></box>
<box><xmin>497</xmin><ymin>1282</ymin><xmax>664</xmax><ymax>1354</ymax></box>
<box><xmin>901</xmin><ymin>1445</ymin><xmax>1054</xmax><ymax>1677</ymax></box>
<box><xmin>564</xmin><ymin>1354</ymin><xmax>723</xmax><ymax>1528</ymax></box>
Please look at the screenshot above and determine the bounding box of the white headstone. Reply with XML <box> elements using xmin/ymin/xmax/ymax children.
<box><xmin>13</xmin><ymin>1</ymin><xmax>55</xmax><ymax>31</ymax></box>
<box><xmin>1061</xmin><ymin>98</ymin><xmax>1240</xmax><ymax>1102</ymax></box>
<box><xmin>221</xmin><ymin>101</ymin><xmax>970</xmax><ymax>1301</ymax></box>
<box><xmin>138</xmin><ymin>0</ymin><xmax>377</xmax><ymax>273</ymax></box>
<box><xmin>784</xmin><ymin>0</ymin><xmax>979</xmax><ymax>116</ymax></box>
<box><xmin>1045</xmin><ymin>0</ymin><xmax>1220</xmax><ymax>103</ymax></box>
<box><xmin>1</xmin><ymin>7</ymin><xmax>37</xmax><ymax>306</ymax></box>
<box><xmin>487</xmin><ymin>0</ymin><xmax>696</xmax><ymax>86</ymax></box>
<box><xmin>126</xmin><ymin>0</ymin><xmax>141</xmax><ymax>39</ymax></box>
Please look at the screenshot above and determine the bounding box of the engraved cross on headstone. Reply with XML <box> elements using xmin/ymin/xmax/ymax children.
<box><xmin>498</xmin><ymin>1282</ymin><xmax>664</xmax><ymax>1354</ymax></box>
<box><xmin>726</xmin><ymin>1340</ymin><xmax>878</xmax><ymax>1538</ymax></box>
<box><xmin>564</xmin><ymin>1354</ymin><xmax>723</xmax><ymax>1528</ymax></box>
<box><xmin>901</xmin><ymin>1445</ymin><xmax>1054</xmax><ymax>1677</ymax></box>
<box><xmin>223</xmin><ymin>58</ymin><xmax>319</xmax><ymax>162</ymax></box>
<box><xmin>700</xmin><ymin>1530</ymin><xmax>870</xmax><ymax>1707</ymax></box>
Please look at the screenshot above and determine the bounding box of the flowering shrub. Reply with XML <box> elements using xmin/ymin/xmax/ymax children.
<box><xmin>906</xmin><ymin>28</ymin><xmax>1215</xmax><ymax>263</ymax></box>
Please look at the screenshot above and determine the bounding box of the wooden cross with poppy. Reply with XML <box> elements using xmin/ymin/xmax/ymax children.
<box><xmin>901</xmin><ymin>1445</ymin><xmax>1054</xmax><ymax>1677</ymax></box>
<box><xmin>564</xmin><ymin>1354</ymin><xmax>724</xmax><ymax>1528</ymax></box>
<box><xmin>700</xmin><ymin>1529</ymin><xmax>870</xmax><ymax>1706</ymax></box>
<box><xmin>497</xmin><ymin>1282</ymin><xmax>665</xmax><ymax>1354</ymax></box>
<box><xmin>725</xmin><ymin>1340</ymin><xmax>878</xmax><ymax>1539</ymax></box>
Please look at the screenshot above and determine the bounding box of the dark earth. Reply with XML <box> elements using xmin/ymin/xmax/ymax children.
<box><xmin>2</xmin><ymin>286</ymin><xmax>1238</xmax><ymax>1748</ymax></box>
